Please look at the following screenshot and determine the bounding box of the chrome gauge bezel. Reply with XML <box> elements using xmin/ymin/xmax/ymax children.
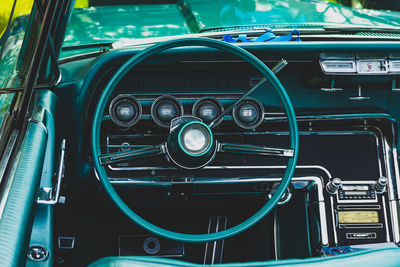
<box><xmin>151</xmin><ymin>95</ymin><xmax>184</xmax><ymax>128</ymax></box>
<box><xmin>109</xmin><ymin>94</ymin><xmax>142</xmax><ymax>128</ymax></box>
<box><xmin>232</xmin><ymin>97</ymin><xmax>265</xmax><ymax>130</ymax></box>
<box><xmin>192</xmin><ymin>96</ymin><xmax>224</xmax><ymax>127</ymax></box>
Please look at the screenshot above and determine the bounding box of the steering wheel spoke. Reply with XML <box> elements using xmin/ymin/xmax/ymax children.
<box><xmin>217</xmin><ymin>142</ymin><xmax>294</xmax><ymax>157</ymax></box>
<box><xmin>99</xmin><ymin>144</ymin><xmax>165</xmax><ymax>165</ymax></box>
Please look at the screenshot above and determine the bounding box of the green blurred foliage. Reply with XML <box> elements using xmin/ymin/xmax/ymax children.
<box><xmin>0</xmin><ymin>0</ymin><xmax>33</xmax><ymax>37</ymax></box>
<box><xmin>0</xmin><ymin>0</ymin><xmax>88</xmax><ymax>37</ymax></box>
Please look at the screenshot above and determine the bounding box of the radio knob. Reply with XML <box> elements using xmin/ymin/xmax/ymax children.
<box><xmin>326</xmin><ymin>177</ymin><xmax>342</xmax><ymax>195</ymax></box>
<box><xmin>375</xmin><ymin>176</ymin><xmax>388</xmax><ymax>194</ymax></box>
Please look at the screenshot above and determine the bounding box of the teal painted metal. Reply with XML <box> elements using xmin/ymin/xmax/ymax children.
<box><xmin>61</xmin><ymin>0</ymin><xmax>400</xmax><ymax>57</ymax></box>
<box><xmin>63</xmin><ymin>4</ymin><xmax>191</xmax><ymax>48</ymax></box>
<box><xmin>176</xmin><ymin>121</ymin><xmax>213</xmax><ymax>157</ymax></box>
<box><xmin>91</xmin><ymin>37</ymin><xmax>299</xmax><ymax>242</ymax></box>
<box><xmin>183</xmin><ymin>0</ymin><xmax>400</xmax><ymax>31</ymax></box>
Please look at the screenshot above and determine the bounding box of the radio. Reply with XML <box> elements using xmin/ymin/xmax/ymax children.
<box><xmin>338</xmin><ymin>184</ymin><xmax>376</xmax><ymax>202</ymax></box>
<box><xmin>328</xmin><ymin>179</ymin><xmax>391</xmax><ymax>246</ymax></box>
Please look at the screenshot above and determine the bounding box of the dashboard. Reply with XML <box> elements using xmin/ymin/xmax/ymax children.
<box><xmin>57</xmin><ymin>41</ymin><xmax>400</xmax><ymax>257</ymax></box>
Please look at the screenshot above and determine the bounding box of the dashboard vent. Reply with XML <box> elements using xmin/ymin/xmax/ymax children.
<box><xmin>120</xmin><ymin>70</ymin><xmax>253</xmax><ymax>93</ymax></box>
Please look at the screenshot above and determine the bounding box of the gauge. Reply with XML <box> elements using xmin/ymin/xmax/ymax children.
<box><xmin>192</xmin><ymin>97</ymin><xmax>224</xmax><ymax>127</ymax></box>
<box><xmin>232</xmin><ymin>98</ymin><xmax>264</xmax><ymax>129</ymax></box>
<box><xmin>151</xmin><ymin>95</ymin><xmax>183</xmax><ymax>128</ymax></box>
<box><xmin>109</xmin><ymin>95</ymin><xmax>142</xmax><ymax>128</ymax></box>
<box><xmin>357</xmin><ymin>59</ymin><xmax>388</xmax><ymax>74</ymax></box>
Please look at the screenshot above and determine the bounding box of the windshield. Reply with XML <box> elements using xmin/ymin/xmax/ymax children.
<box><xmin>63</xmin><ymin>0</ymin><xmax>400</xmax><ymax>53</ymax></box>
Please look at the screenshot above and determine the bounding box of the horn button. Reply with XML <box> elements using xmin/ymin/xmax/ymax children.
<box><xmin>166</xmin><ymin>120</ymin><xmax>216</xmax><ymax>169</ymax></box>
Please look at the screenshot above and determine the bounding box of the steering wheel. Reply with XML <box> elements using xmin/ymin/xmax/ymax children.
<box><xmin>91</xmin><ymin>37</ymin><xmax>299</xmax><ymax>243</ymax></box>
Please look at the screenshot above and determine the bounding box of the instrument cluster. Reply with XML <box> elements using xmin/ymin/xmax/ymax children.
<box><xmin>108</xmin><ymin>94</ymin><xmax>265</xmax><ymax>130</ymax></box>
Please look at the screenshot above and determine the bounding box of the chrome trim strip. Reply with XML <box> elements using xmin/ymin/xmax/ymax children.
<box><xmin>390</xmin><ymin>200</ymin><xmax>400</xmax><ymax>243</ymax></box>
<box><xmin>382</xmin><ymin>195</ymin><xmax>391</xmax><ymax>242</ymax></box>
<box><xmin>273</xmin><ymin>209</ymin><xmax>279</xmax><ymax>260</ymax></box>
<box><xmin>108</xmin><ymin>165</ymin><xmax>332</xmax><ymax>179</ymax></box>
<box><xmin>377</xmin><ymin>128</ymin><xmax>400</xmax><ymax>242</ymax></box>
<box><xmin>263</xmin><ymin>113</ymin><xmax>395</xmax><ymax>122</ymax></box>
<box><xmin>339</xmin><ymin>224</ymin><xmax>383</xmax><ymax>229</ymax></box>
<box><xmin>392</xmin><ymin>148</ymin><xmax>400</xmax><ymax>200</ymax></box>
<box><xmin>337</xmin><ymin>205</ymin><xmax>380</xmax><ymax>210</ymax></box>
<box><xmin>330</xmin><ymin>195</ymin><xmax>338</xmax><ymax>245</ymax></box>
<box><xmin>0</xmin><ymin>130</ymin><xmax>18</xmax><ymax>186</ymax></box>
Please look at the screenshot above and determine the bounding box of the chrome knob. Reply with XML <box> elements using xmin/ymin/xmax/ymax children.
<box><xmin>326</xmin><ymin>178</ymin><xmax>342</xmax><ymax>195</ymax></box>
<box><xmin>27</xmin><ymin>246</ymin><xmax>48</xmax><ymax>262</ymax></box>
<box><xmin>375</xmin><ymin>176</ymin><xmax>388</xmax><ymax>194</ymax></box>
<box><xmin>268</xmin><ymin>183</ymin><xmax>292</xmax><ymax>205</ymax></box>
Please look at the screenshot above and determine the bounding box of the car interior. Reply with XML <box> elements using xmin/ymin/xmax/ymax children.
<box><xmin>0</xmin><ymin>0</ymin><xmax>400</xmax><ymax>266</ymax></box>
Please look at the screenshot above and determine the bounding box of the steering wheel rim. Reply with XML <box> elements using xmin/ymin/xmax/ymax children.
<box><xmin>91</xmin><ymin>37</ymin><xmax>299</xmax><ymax>243</ymax></box>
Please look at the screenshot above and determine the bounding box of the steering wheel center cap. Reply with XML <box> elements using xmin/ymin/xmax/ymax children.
<box><xmin>180</xmin><ymin>124</ymin><xmax>211</xmax><ymax>155</ymax></box>
<box><xmin>167</xmin><ymin>121</ymin><xmax>216</xmax><ymax>169</ymax></box>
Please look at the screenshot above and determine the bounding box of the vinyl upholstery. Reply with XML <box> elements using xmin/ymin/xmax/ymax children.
<box><xmin>0</xmin><ymin>121</ymin><xmax>47</xmax><ymax>267</ymax></box>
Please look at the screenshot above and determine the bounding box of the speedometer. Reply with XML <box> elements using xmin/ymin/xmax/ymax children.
<box><xmin>357</xmin><ymin>59</ymin><xmax>388</xmax><ymax>74</ymax></box>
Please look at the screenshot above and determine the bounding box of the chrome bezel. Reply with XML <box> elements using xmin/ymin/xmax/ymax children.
<box><xmin>192</xmin><ymin>97</ymin><xmax>224</xmax><ymax>127</ymax></box>
<box><xmin>232</xmin><ymin>97</ymin><xmax>264</xmax><ymax>130</ymax></box>
<box><xmin>109</xmin><ymin>95</ymin><xmax>142</xmax><ymax>128</ymax></box>
<box><xmin>151</xmin><ymin>95</ymin><xmax>184</xmax><ymax>128</ymax></box>
<box><xmin>320</xmin><ymin>60</ymin><xmax>356</xmax><ymax>74</ymax></box>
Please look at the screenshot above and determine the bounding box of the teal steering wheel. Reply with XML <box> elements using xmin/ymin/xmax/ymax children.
<box><xmin>91</xmin><ymin>37</ymin><xmax>299</xmax><ymax>242</ymax></box>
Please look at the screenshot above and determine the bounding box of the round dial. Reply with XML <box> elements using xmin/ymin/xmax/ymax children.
<box><xmin>151</xmin><ymin>95</ymin><xmax>183</xmax><ymax>128</ymax></box>
<box><xmin>192</xmin><ymin>97</ymin><xmax>224</xmax><ymax>126</ymax></box>
<box><xmin>109</xmin><ymin>95</ymin><xmax>141</xmax><ymax>128</ymax></box>
<box><xmin>232</xmin><ymin>98</ymin><xmax>264</xmax><ymax>129</ymax></box>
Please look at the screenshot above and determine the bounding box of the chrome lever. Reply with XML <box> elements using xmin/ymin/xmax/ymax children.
<box><xmin>392</xmin><ymin>79</ymin><xmax>400</xmax><ymax>92</ymax></box>
<box><xmin>321</xmin><ymin>79</ymin><xmax>343</xmax><ymax>92</ymax></box>
<box><xmin>349</xmin><ymin>85</ymin><xmax>370</xmax><ymax>101</ymax></box>
<box><xmin>37</xmin><ymin>139</ymin><xmax>66</xmax><ymax>205</ymax></box>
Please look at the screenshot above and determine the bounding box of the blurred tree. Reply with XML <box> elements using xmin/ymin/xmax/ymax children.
<box><xmin>333</xmin><ymin>0</ymin><xmax>400</xmax><ymax>10</ymax></box>
<box><xmin>0</xmin><ymin>0</ymin><xmax>33</xmax><ymax>37</ymax></box>
<box><xmin>1</xmin><ymin>0</ymin><xmax>89</xmax><ymax>38</ymax></box>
